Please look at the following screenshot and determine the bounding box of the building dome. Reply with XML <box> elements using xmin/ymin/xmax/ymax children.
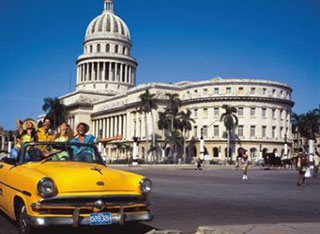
<box><xmin>76</xmin><ymin>0</ymin><xmax>137</xmax><ymax>94</ymax></box>
<box><xmin>85</xmin><ymin>10</ymin><xmax>130</xmax><ymax>42</ymax></box>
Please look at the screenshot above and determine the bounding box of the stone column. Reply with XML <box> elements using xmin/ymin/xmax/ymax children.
<box><xmin>124</xmin><ymin>65</ymin><xmax>128</xmax><ymax>83</ymax></box>
<box><xmin>76</xmin><ymin>66</ymin><xmax>80</xmax><ymax>83</ymax></box>
<box><xmin>115</xmin><ymin>116</ymin><xmax>119</xmax><ymax>135</ymax></box>
<box><xmin>102</xmin><ymin>62</ymin><xmax>106</xmax><ymax>81</ymax></box>
<box><xmin>110</xmin><ymin>117</ymin><xmax>114</xmax><ymax>137</ymax></box>
<box><xmin>119</xmin><ymin>115</ymin><xmax>123</xmax><ymax>137</ymax></box>
<box><xmin>115</xmin><ymin>63</ymin><xmax>118</xmax><ymax>82</ymax></box>
<box><xmin>85</xmin><ymin>63</ymin><xmax>89</xmax><ymax>81</ymax></box>
<box><xmin>109</xmin><ymin>62</ymin><xmax>112</xmax><ymax>81</ymax></box>
<box><xmin>128</xmin><ymin>66</ymin><xmax>132</xmax><ymax>84</ymax></box>
<box><xmin>120</xmin><ymin>64</ymin><xmax>123</xmax><ymax>82</ymax></box>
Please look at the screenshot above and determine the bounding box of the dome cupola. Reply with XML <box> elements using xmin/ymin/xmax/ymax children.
<box><xmin>76</xmin><ymin>0</ymin><xmax>137</xmax><ymax>94</ymax></box>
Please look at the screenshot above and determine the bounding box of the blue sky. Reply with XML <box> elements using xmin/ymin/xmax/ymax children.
<box><xmin>0</xmin><ymin>0</ymin><xmax>319</xmax><ymax>130</ymax></box>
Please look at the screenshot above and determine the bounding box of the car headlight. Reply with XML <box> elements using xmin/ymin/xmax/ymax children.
<box><xmin>37</xmin><ymin>177</ymin><xmax>56</xmax><ymax>198</ymax></box>
<box><xmin>139</xmin><ymin>178</ymin><xmax>152</xmax><ymax>195</ymax></box>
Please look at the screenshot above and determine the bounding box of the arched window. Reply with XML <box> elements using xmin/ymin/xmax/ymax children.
<box><xmin>115</xmin><ymin>45</ymin><xmax>119</xmax><ymax>53</ymax></box>
<box><xmin>90</xmin><ymin>45</ymin><xmax>93</xmax><ymax>53</ymax></box>
<box><xmin>122</xmin><ymin>47</ymin><xmax>126</xmax><ymax>54</ymax></box>
<box><xmin>213</xmin><ymin>147</ymin><xmax>219</xmax><ymax>158</ymax></box>
<box><xmin>106</xmin><ymin>44</ymin><xmax>110</xmax><ymax>52</ymax></box>
<box><xmin>97</xmin><ymin>44</ymin><xmax>101</xmax><ymax>52</ymax></box>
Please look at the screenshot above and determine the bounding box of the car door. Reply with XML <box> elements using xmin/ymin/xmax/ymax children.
<box><xmin>0</xmin><ymin>158</ymin><xmax>17</xmax><ymax>212</ymax></box>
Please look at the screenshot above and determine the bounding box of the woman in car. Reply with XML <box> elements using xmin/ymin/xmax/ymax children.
<box><xmin>16</xmin><ymin>118</ymin><xmax>38</xmax><ymax>143</ymax></box>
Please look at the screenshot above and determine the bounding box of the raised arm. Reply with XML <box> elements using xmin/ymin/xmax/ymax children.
<box><xmin>16</xmin><ymin>118</ymin><xmax>23</xmax><ymax>134</ymax></box>
<box><xmin>99</xmin><ymin>135</ymin><xmax>123</xmax><ymax>143</ymax></box>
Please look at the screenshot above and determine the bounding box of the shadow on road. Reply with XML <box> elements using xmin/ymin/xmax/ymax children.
<box><xmin>0</xmin><ymin>210</ymin><xmax>155</xmax><ymax>234</ymax></box>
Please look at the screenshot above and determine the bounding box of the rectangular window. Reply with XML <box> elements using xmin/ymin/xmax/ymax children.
<box><xmin>203</xmin><ymin>88</ymin><xmax>208</xmax><ymax>94</ymax></box>
<box><xmin>280</xmin><ymin>127</ymin><xmax>283</xmax><ymax>138</ymax></box>
<box><xmin>238</xmin><ymin>125</ymin><xmax>244</xmax><ymax>137</ymax></box>
<box><xmin>238</xmin><ymin>87</ymin><xmax>244</xmax><ymax>94</ymax></box>
<box><xmin>272</xmin><ymin>109</ymin><xmax>276</xmax><ymax>118</ymax></box>
<box><xmin>251</xmin><ymin>87</ymin><xmax>256</xmax><ymax>94</ymax></box>
<box><xmin>250</xmin><ymin>126</ymin><xmax>256</xmax><ymax>137</ymax></box>
<box><xmin>214</xmin><ymin>107</ymin><xmax>219</xmax><ymax>116</ymax></box>
<box><xmin>250</xmin><ymin>108</ymin><xmax>256</xmax><ymax>116</ymax></box>
<box><xmin>262</xmin><ymin>108</ymin><xmax>266</xmax><ymax>117</ymax></box>
<box><xmin>263</xmin><ymin>88</ymin><xmax>267</xmax><ymax>95</ymax></box>
<box><xmin>280</xmin><ymin>109</ymin><xmax>284</xmax><ymax>120</ymax></box>
<box><xmin>214</xmin><ymin>87</ymin><xmax>219</xmax><ymax>95</ymax></box>
<box><xmin>214</xmin><ymin>125</ymin><xmax>219</xmax><ymax>137</ymax></box>
<box><xmin>194</xmin><ymin>109</ymin><xmax>198</xmax><ymax>118</ymax></box>
<box><xmin>194</xmin><ymin>126</ymin><xmax>198</xmax><ymax>137</ymax></box>
<box><xmin>203</xmin><ymin>126</ymin><xmax>208</xmax><ymax>138</ymax></box>
<box><xmin>262</xmin><ymin>126</ymin><xmax>267</xmax><ymax>138</ymax></box>
<box><xmin>238</xmin><ymin>107</ymin><xmax>243</xmax><ymax>116</ymax></box>
<box><xmin>203</xmin><ymin>108</ymin><xmax>208</xmax><ymax>118</ymax></box>
<box><xmin>272</xmin><ymin>126</ymin><xmax>276</xmax><ymax>138</ymax></box>
<box><xmin>226</xmin><ymin>87</ymin><xmax>231</xmax><ymax>94</ymax></box>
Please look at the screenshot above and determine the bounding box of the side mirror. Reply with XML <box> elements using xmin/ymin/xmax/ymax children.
<box><xmin>3</xmin><ymin>157</ymin><xmax>16</xmax><ymax>165</ymax></box>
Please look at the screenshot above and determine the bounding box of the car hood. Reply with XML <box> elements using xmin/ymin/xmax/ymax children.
<box><xmin>25</xmin><ymin>162</ymin><xmax>136</xmax><ymax>193</ymax></box>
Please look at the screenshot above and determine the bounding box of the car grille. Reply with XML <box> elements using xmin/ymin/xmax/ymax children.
<box><xmin>33</xmin><ymin>195</ymin><xmax>150</xmax><ymax>215</ymax></box>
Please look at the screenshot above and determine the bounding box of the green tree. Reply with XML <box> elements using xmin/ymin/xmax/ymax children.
<box><xmin>178</xmin><ymin>110</ymin><xmax>195</xmax><ymax>162</ymax></box>
<box><xmin>137</xmin><ymin>89</ymin><xmax>158</xmax><ymax>162</ymax></box>
<box><xmin>220</xmin><ymin>105</ymin><xmax>238</xmax><ymax>162</ymax></box>
<box><xmin>165</xmin><ymin>93</ymin><xmax>181</xmax><ymax>129</ymax></box>
<box><xmin>42</xmin><ymin>97</ymin><xmax>68</xmax><ymax>131</ymax></box>
<box><xmin>158</xmin><ymin>111</ymin><xmax>171</xmax><ymax>159</ymax></box>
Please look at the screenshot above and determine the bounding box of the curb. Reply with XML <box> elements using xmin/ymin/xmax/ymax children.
<box><xmin>146</xmin><ymin>229</ymin><xmax>182</xmax><ymax>234</ymax></box>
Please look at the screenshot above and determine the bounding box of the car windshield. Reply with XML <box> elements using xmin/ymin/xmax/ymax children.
<box><xmin>21</xmin><ymin>142</ymin><xmax>103</xmax><ymax>165</ymax></box>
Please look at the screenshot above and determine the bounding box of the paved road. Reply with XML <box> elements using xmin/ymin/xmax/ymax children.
<box><xmin>1</xmin><ymin>167</ymin><xmax>320</xmax><ymax>234</ymax></box>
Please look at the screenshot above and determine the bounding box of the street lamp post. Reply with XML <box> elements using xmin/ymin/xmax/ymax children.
<box><xmin>132</xmin><ymin>137</ymin><xmax>139</xmax><ymax>166</ymax></box>
<box><xmin>200</xmin><ymin>128</ymin><xmax>204</xmax><ymax>161</ymax></box>
<box><xmin>284</xmin><ymin>134</ymin><xmax>288</xmax><ymax>159</ymax></box>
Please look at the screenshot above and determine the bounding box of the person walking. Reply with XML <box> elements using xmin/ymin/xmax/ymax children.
<box><xmin>297</xmin><ymin>148</ymin><xmax>308</xmax><ymax>186</ymax></box>
<box><xmin>241</xmin><ymin>149</ymin><xmax>249</xmax><ymax>180</ymax></box>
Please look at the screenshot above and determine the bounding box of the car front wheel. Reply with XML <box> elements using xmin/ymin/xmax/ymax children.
<box><xmin>17</xmin><ymin>203</ymin><xmax>33</xmax><ymax>234</ymax></box>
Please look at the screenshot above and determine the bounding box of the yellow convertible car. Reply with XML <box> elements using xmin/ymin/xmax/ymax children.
<box><xmin>0</xmin><ymin>142</ymin><xmax>153</xmax><ymax>234</ymax></box>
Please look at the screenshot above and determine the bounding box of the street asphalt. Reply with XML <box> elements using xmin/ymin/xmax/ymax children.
<box><xmin>0</xmin><ymin>165</ymin><xmax>319</xmax><ymax>234</ymax></box>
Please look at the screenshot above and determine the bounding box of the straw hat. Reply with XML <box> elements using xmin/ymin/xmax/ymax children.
<box><xmin>76</xmin><ymin>122</ymin><xmax>90</xmax><ymax>134</ymax></box>
<box><xmin>22</xmin><ymin>118</ymin><xmax>37</xmax><ymax>131</ymax></box>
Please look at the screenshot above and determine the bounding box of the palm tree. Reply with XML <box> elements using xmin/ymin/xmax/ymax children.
<box><xmin>164</xmin><ymin>129</ymin><xmax>184</xmax><ymax>163</ymax></box>
<box><xmin>42</xmin><ymin>97</ymin><xmax>68</xmax><ymax>131</ymax></box>
<box><xmin>178</xmin><ymin>110</ymin><xmax>195</xmax><ymax>162</ymax></box>
<box><xmin>165</xmin><ymin>93</ymin><xmax>181</xmax><ymax>129</ymax></box>
<box><xmin>158</xmin><ymin>111</ymin><xmax>171</xmax><ymax>160</ymax></box>
<box><xmin>220</xmin><ymin>105</ymin><xmax>238</xmax><ymax>162</ymax></box>
<box><xmin>137</xmin><ymin>89</ymin><xmax>158</xmax><ymax>162</ymax></box>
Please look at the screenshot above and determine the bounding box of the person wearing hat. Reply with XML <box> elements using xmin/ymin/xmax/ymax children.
<box><xmin>16</xmin><ymin>118</ymin><xmax>38</xmax><ymax>143</ymax></box>
<box><xmin>70</xmin><ymin>122</ymin><xmax>122</xmax><ymax>162</ymax></box>
<box><xmin>37</xmin><ymin>117</ymin><xmax>54</xmax><ymax>142</ymax></box>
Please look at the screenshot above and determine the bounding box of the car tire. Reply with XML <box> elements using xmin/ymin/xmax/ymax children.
<box><xmin>17</xmin><ymin>202</ymin><xmax>33</xmax><ymax>234</ymax></box>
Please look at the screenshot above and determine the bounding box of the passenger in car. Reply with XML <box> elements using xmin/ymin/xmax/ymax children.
<box><xmin>54</xmin><ymin>123</ymin><xmax>74</xmax><ymax>142</ymax></box>
<box><xmin>37</xmin><ymin>117</ymin><xmax>54</xmax><ymax>142</ymax></box>
<box><xmin>9</xmin><ymin>135</ymin><xmax>23</xmax><ymax>160</ymax></box>
<box><xmin>71</xmin><ymin>122</ymin><xmax>122</xmax><ymax>162</ymax></box>
<box><xmin>16</xmin><ymin>118</ymin><xmax>38</xmax><ymax>143</ymax></box>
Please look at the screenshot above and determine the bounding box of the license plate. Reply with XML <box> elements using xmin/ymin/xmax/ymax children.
<box><xmin>90</xmin><ymin>212</ymin><xmax>112</xmax><ymax>226</ymax></box>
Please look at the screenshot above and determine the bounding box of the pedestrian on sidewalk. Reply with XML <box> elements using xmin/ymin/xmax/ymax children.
<box><xmin>241</xmin><ymin>149</ymin><xmax>249</xmax><ymax>180</ymax></box>
<box><xmin>296</xmin><ymin>148</ymin><xmax>308</xmax><ymax>186</ymax></box>
<box><xmin>195</xmin><ymin>158</ymin><xmax>203</xmax><ymax>170</ymax></box>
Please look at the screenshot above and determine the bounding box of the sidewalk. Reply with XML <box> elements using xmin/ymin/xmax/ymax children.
<box><xmin>147</xmin><ymin>223</ymin><xmax>320</xmax><ymax>234</ymax></box>
<box><xmin>108</xmin><ymin>164</ymin><xmax>263</xmax><ymax>171</ymax></box>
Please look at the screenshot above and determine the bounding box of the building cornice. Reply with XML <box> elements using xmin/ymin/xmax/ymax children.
<box><xmin>182</xmin><ymin>96</ymin><xmax>295</xmax><ymax>107</ymax></box>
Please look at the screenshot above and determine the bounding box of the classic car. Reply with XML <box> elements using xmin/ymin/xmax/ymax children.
<box><xmin>0</xmin><ymin>142</ymin><xmax>153</xmax><ymax>234</ymax></box>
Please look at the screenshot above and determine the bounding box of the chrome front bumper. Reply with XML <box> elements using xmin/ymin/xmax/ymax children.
<box><xmin>27</xmin><ymin>211</ymin><xmax>153</xmax><ymax>227</ymax></box>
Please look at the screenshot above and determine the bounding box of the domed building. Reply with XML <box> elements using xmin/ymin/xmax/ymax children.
<box><xmin>61</xmin><ymin>0</ymin><xmax>294</xmax><ymax>163</ymax></box>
